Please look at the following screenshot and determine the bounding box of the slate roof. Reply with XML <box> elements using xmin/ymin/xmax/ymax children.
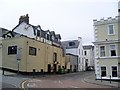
<box><xmin>0</xmin><ymin>28</ymin><xmax>9</xmax><ymax>37</ymax></box>
<box><xmin>12</xmin><ymin>21</ymin><xmax>61</xmax><ymax>44</ymax></box>
<box><xmin>62</xmin><ymin>40</ymin><xmax>80</xmax><ymax>49</ymax></box>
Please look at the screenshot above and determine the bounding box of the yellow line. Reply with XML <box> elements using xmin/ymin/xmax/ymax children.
<box><xmin>21</xmin><ymin>80</ymin><xmax>28</xmax><ymax>90</ymax></box>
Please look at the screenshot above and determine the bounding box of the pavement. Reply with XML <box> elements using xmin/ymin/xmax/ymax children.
<box><xmin>1</xmin><ymin>70</ymin><xmax>29</xmax><ymax>89</ymax></box>
<box><xmin>83</xmin><ymin>71</ymin><xmax>120</xmax><ymax>88</ymax></box>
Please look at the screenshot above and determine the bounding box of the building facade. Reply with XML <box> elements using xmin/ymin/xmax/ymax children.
<box><xmin>2</xmin><ymin>36</ymin><xmax>65</xmax><ymax>74</ymax></box>
<box><xmin>65</xmin><ymin>53</ymin><xmax>78</xmax><ymax>72</ymax></box>
<box><xmin>93</xmin><ymin>16</ymin><xmax>120</xmax><ymax>80</ymax></box>
<box><xmin>62</xmin><ymin>37</ymin><xmax>86</xmax><ymax>71</ymax></box>
<box><xmin>83</xmin><ymin>45</ymin><xmax>94</xmax><ymax>70</ymax></box>
<box><xmin>2</xmin><ymin>14</ymin><xmax>65</xmax><ymax>74</ymax></box>
<box><xmin>12</xmin><ymin>14</ymin><xmax>61</xmax><ymax>47</ymax></box>
<box><xmin>0</xmin><ymin>28</ymin><xmax>9</xmax><ymax>68</ymax></box>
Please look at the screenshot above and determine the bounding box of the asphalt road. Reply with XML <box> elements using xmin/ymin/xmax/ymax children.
<box><xmin>26</xmin><ymin>71</ymin><xmax>113</xmax><ymax>88</ymax></box>
<box><xmin>1</xmin><ymin>70</ymin><xmax>117</xmax><ymax>89</ymax></box>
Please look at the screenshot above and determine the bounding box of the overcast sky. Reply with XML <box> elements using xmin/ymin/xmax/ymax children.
<box><xmin>0</xmin><ymin>0</ymin><xmax>119</xmax><ymax>45</ymax></box>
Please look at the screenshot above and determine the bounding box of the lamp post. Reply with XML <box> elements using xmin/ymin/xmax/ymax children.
<box><xmin>17</xmin><ymin>47</ymin><xmax>22</xmax><ymax>74</ymax></box>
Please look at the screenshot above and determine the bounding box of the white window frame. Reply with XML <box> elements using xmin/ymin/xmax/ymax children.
<box><xmin>109</xmin><ymin>44</ymin><xmax>117</xmax><ymax>57</ymax></box>
<box><xmin>108</xmin><ymin>24</ymin><xmax>115</xmax><ymax>35</ymax></box>
<box><xmin>99</xmin><ymin>45</ymin><xmax>106</xmax><ymax>57</ymax></box>
<box><xmin>110</xmin><ymin>65</ymin><xmax>118</xmax><ymax>78</ymax></box>
<box><xmin>100</xmin><ymin>65</ymin><xmax>107</xmax><ymax>78</ymax></box>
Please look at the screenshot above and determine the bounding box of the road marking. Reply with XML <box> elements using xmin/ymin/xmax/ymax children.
<box><xmin>21</xmin><ymin>80</ymin><xmax>28</xmax><ymax>90</ymax></box>
<box><xmin>71</xmin><ymin>86</ymin><xmax>79</xmax><ymax>88</ymax></box>
<box><xmin>58</xmin><ymin>80</ymin><xmax>63</xmax><ymax>84</ymax></box>
<box><xmin>27</xmin><ymin>83</ymin><xmax>36</xmax><ymax>87</ymax></box>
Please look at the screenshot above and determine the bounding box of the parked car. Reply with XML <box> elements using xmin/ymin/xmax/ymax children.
<box><xmin>86</xmin><ymin>66</ymin><xmax>94</xmax><ymax>71</ymax></box>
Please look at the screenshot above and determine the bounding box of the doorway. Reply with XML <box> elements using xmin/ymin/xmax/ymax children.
<box><xmin>48</xmin><ymin>64</ymin><xmax>51</xmax><ymax>73</ymax></box>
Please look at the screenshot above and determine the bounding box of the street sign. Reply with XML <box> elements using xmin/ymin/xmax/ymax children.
<box><xmin>17</xmin><ymin>47</ymin><xmax>22</xmax><ymax>61</ymax></box>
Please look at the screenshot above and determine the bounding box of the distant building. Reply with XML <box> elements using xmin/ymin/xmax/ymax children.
<box><xmin>65</xmin><ymin>53</ymin><xmax>78</xmax><ymax>72</ymax></box>
<box><xmin>83</xmin><ymin>45</ymin><xmax>94</xmax><ymax>70</ymax></box>
<box><xmin>62</xmin><ymin>37</ymin><xmax>86</xmax><ymax>71</ymax></box>
<box><xmin>93</xmin><ymin>16</ymin><xmax>120</xmax><ymax>80</ymax></box>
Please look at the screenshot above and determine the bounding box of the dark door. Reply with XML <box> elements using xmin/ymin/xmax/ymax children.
<box><xmin>54</xmin><ymin>64</ymin><xmax>57</xmax><ymax>73</ymax></box>
<box><xmin>48</xmin><ymin>64</ymin><xmax>51</xmax><ymax>73</ymax></box>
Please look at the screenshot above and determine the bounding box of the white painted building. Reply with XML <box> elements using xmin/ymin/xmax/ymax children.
<box><xmin>12</xmin><ymin>14</ymin><xmax>61</xmax><ymax>47</ymax></box>
<box><xmin>62</xmin><ymin>37</ymin><xmax>86</xmax><ymax>71</ymax></box>
<box><xmin>83</xmin><ymin>45</ymin><xmax>94</xmax><ymax>70</ymax></box>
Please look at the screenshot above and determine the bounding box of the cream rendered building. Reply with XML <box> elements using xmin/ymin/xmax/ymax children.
<box><xmin>0</xmin><ymin>28</ymin><xmax>9</xmax><ymax>68</ymax></box>
<box><xmin>93</xmin><ymin>16</ymin><xmax>120</xmax><ymax>80</ymax></box>
<box><xmin>2</xmin><ymin>36</ymin><xmax>65</xmax><ymax>74</ymax></box>
<box><xmin>2</xmin><ymin>14</ymin><xmax>65</xmax><ymax>74</ymax></box>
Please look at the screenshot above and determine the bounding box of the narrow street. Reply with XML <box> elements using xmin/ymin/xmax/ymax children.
<box><xmin>1</xmin><ymin>70</ymin><xmax>119</xmax><ymax>89</ymax></box>
<box><xmin>25</xmin><ymin>71</ymin><xmax>114</xmax><ymax>88</ymax></box>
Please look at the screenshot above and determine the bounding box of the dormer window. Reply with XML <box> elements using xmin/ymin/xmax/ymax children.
<box><xmin>46</xmin><ymin>34</ymin><xmax>50</xmax><ymax>40</ymax></box>
<box><xmin>37</xmin><ymin>30</ymin><xmax>40</xmax><ymax>37</ymax></box>
<box><xmin>69</xmin><ymin>42</ymin><xmax>75</xmax><ymax>46</ymax></box>
<box><xmin>108</xmin><ymin>24</ymin><xmax>115</xmax><ymax>35</ymax></box>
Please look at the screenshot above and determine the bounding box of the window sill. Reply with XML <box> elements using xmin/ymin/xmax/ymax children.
<box><xmin>108</xmin><ymin>34</ymin><xmax>115</xmax><ymax>36</ymax></box>
<box><xmin>98</xmin><ymin>56</ymin><xmax>120</xmax><ymax>59</ymax></box>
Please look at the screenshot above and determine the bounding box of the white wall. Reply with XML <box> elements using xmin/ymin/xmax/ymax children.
<box><xmin>84</xmin><ymin>48</ymin><xmax>94</xmax><ymax>67</ymax></box>
<box><xmin>66</xmin><ymin>48</ymin><xmax>77</xmax><ymax>55</ymax></box>
<box><xmin>118</xmin><ymin>1</ymin><xmax>120</xmax><ymax>16</ymax></box>
<box><xmin>13</xmin><ymin>22</ymin><xmax>36</xmax><ymax>39</ymax></box>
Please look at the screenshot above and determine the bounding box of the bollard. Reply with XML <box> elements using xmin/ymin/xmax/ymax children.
<box><xmin>33</xmin><ymin>69</ymin><xmax>36</xmax><ymax>78</ymax></box>
<box><xmin>2</xmin><ymin>69</ymin><xmax>4</xmax><ymax>75</ymax></box>
<box><xmin>110</xmin><ymin>75</ymin><xmax>111</xmax><ymax>83</ymax></box>
<box><xmin>41</xmin><ymin>69</ymin><xmax>44</xmax><ymax>77</ymax></box>
<box><xmin>101</xmin><ymin>75</ymin><xmax>102</xmax><ymax>82</ymax></box>
<box><xmin>95</xmin><ymin>74</ymin><xmax>96</xmax><ymax>80</ymax></box>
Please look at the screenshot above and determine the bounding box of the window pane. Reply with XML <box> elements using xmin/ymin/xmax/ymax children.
<box><xmin>108</xmin><ymin>25</ymin><xmax>114</xmax><ymax>34</ymax></box>
<box><xmin>37</xmin><ymin>30</ymin><xmax>40</xmax><ymax>36</ymax></box>
<box><xmin>101</xmin><ymin>66</ymin><xmax>106</xmax><ymax>77</ymax></box>
<box><xmin>69</xmin><ymin>42</ymin><xmax>75</xmax><ymax>46</ymax></box>
<box><xmin>110</xmin><ymin>45</ymin><xmax>116</xmax><ymax>56</ymax></box>
<box><xmin>110</xmin><ymin>45</ymin><xmax>115</xmax><ymax>50</ymax></box>
<box><xmin>8</xmin><ymin>46</ymin><xmax>17</xmax><ymax>55</ymax></box>
<box><xmin>112</xmin><ymin>66</ymin><xmax>117</xmax><ymax>77</ymax></box>
<box><xmin>112</xmin><ymin>66</ymin><xmax>117</xmax><ymax>70</ymax></box>
<box><xmin>29</xmin><ymin>46</ymin><xmax>37</xmax><ymax>56</ymax></box>
<box><xmin>100</xmin><ymin>46</ymin><xmax>105</xmax><ymax>50</ymax></box>
<box><xmin>111</xmin><ymin>50</ymin><xmax>116</xmax><ymax>56</ymax></box>
<box><xmin>100</xmin><ymin>46</ymin><xmax>105</xmax><ymax>57</ymax></box>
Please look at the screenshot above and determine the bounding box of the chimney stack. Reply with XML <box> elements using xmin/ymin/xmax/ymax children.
<box><xmin>19</xmin><ymin>14</ymin><xmax>29</xmax><ymax>24</ymax></box>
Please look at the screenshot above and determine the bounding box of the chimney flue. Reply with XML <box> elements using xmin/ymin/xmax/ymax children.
<box><xmin>19</xmin><ymin>14</ymin><xmax>29</xmax><ymax>24</ymax></box>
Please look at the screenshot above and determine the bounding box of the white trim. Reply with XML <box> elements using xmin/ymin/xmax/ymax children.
<box><xmin>110</xmin><ymin>65</ymin><xmax>118</xmax><ymax>78</ymax></box>
<box><xmin>107</xmin><ymin>24</ymin><xmax>115</xmax><ymax>35</ymax></box>
<box><xmin>93</xmin><ymin>40</ymin><xmax>120</xmax><ymax>45</ymax></box>
<box><xmin>96</xmin><ymin>56</ymin><xmax>120</xmax><ymax>59</ymax></box>
<box><xmin>100</xmin><ymin>65</ymin><xmax>107</xmax><ymax>78</ymax></box>
<box><xmin>109</xmin><ymin>44</ymin><xmax>117</xmax><ymax>57</ymax></box>
<box><xmin>99</xmin><ymin>45</ymin><xmax>106</xmax><ymax>58</ymax></box>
